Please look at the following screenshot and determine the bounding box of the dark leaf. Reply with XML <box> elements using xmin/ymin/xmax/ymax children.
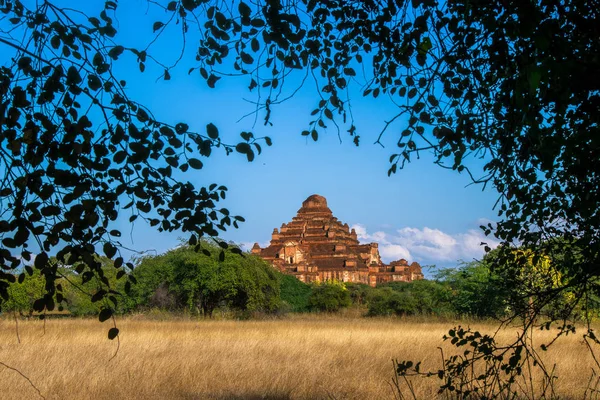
<box><xmin>188</xmin><ymin>158</ymin><xmax>203</xmax><ymax>169</ymax></box>
<box><xmin>153</xmin><ymin>21</ymin><xmax>165</xmax><ymax>32</ymax></box>
<box><xmin>103</xmin><ymin>242</ymin><xmax>117</xmax><ymax>259</ymax></box>
<box><xmin>99</xmin><ymin>308</ymin><xmax>113</xmax><ymax>322</ymax></box>
<box><xmin>238</xmin><ymin>2</ymin><xmax>251</xmax><ymax>18</ymax></box>
<box><xmin>35</xmin><ymin>252</ymin><xmax>49</xmax><ymax>269</ymax></box>
<box><xmin>206</xmin><ymin>123</ymin><xmax>219</xmax><ymax>139</ymax></box>
<box><xmin>108</xmin><ymin>327</ymin><xmax>119</xmax><ymax>340</ymax></box>
<box><xmin>235</xmin><ymin>142</ymin><xmax>251</xmax><ymax>154</ymax></box>
<box><xmin>175</xmin><ymin>123</ymin><xmax>189</xmax><ymax>133</ymax></box>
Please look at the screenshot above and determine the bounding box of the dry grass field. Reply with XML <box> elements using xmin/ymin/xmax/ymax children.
<box><xmin>0</xmin><ymin>314</ymin><xmax>597</xmax><ymax>399</ymax></box>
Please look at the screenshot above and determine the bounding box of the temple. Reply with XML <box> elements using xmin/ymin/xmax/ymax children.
<box><xmin>251</xmin><ymin>194</ymin><xmax>424</xmax><ymax>287</ymax></box>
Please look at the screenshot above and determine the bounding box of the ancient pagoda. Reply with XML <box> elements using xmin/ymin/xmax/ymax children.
<box><xmin>251</xmin><ymin>194</ymin><xmax>424</xmax><ymax>287</ymax></box>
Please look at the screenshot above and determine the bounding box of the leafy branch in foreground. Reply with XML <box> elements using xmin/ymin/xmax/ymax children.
<box><xmin>393</xmin><ymin>323</ymin><xmax>600</xmax><ymax>400</ymax></box>
<box><xmin>392</xmin><ymin>245</ymin><xmax>600</xmax><ymax>399</ymax></box>
<box><xmin>0</xmin><ymin>0</ymin><xmax>271</xmax><ymax>330</ymax></box>
<box><xmin>393</xmin><ymin>325</ymin><xmax>543</xmax><ymax>400</ymax></box>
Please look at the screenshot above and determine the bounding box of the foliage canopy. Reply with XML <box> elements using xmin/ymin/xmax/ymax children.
<box><xmin>130</xmin><ymin>243</ymin><xmax>281</xmax><ymax>317</ymax></box>
<box><xmin>308</xmin><ymin>280</ymin><xmax>351</xmax><ymax>312</ymax></box>
<box><xmin>0</xmin><ymin>0</ymin><xmax>268</xmax><ymax>321</ymax></box>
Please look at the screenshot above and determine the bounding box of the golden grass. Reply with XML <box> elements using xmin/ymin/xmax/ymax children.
<box><xmin>0</xmin><ymin>314</ymin><xmax>597</xmax><ymax>399</ymax></box>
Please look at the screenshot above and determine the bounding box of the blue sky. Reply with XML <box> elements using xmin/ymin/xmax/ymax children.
<box><xmin>101</xmin><ymin>1</ymin><xmax>502</xmax><ymax>271</ymax></box>
<box><xmin>6</xmin><ymin>1</ymin><xmax>502</xmax><ymax>271</ymax></box>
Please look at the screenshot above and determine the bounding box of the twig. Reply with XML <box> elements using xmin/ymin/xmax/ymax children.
<box><xmin>42</xmin><ymin>312</ymin><xmax>46</xmax><ymax>336</ymax></box>
<box><xmin>0</xmin><ymin>36</ymin><xmax>52</xmax><ymax>65</ymax></box>
<box><xmin>13</xmin><ymin>311</ymin><xmax>21</xmax><ymax>344</ymax></box>
<box><xmin>108</xmin><ymin>315</ymin><xmax>120</xmax><ymax>362</ymax></box>
<box><xmin>0</xmin><ymin>361</ymin><xmax>45</xmax><ymax>399</ymax></box>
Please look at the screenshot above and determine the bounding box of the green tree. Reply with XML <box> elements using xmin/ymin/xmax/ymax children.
<box><xmin>132</xmin><ymin>243</ymin><xmax>280</xmax><ymax>317</ymax></box>
<box><xmin>3</xmin><ymin>269</ymin><xmax>45</xmax><ymax>317</ymax></box>
<box><xmin>367</xmin><ymin>287</ymin><xmax>416</xmax><ymax>317</ymax></box>
<box><xmin>58</xmin><ymin>256</ymin><xmax>127</xmax><ymax>316</ymax></box>
<box><xmin>126</xmin><ymin>253</ymin><xmax>177</xmax><ymax>311</ymax></box>
<box><xmin>388</xmin><ymin>280</ymin><xmax>454</xmax><ymax>315</ymax></box>
<box><xmin>367</xmin><ymin>280</ymin><xmax>453</xmax><ymax>317</ymax></box>
<box><xmin>307</xmin><ymin>280</ymin><xmax>351</xmax><ymax>312</ymax></box>
<box><xmin>279</xmin><ymin>274</ymin><xmax>312</xmax><ymax>312</ymax></box>
<box><xmin>344</xmin><ymin>282</ymin><xmax>372</xmax><ymax>307</ymax></box>
<box><xmin>225</xmin><ymin>251</ymin><xmax>281</xmax><ymax>315</ymax></box>
<box><xmin>436</xmin><ymin>261</ymin><xmax>508</xmax><ymax>318</ymax></box>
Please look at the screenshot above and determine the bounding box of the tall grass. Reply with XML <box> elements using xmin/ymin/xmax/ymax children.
<box><xmin>0</xmin><ymin>315</ymin><xmax>597</xmax><ymax>399</ymax></box>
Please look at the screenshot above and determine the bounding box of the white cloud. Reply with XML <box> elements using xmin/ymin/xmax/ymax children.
<box><xmin>352</xmin><ymin>223</ymin><xmax>499</xmax><ymax>266</ymax></box>
<box><xmin>379</xmin><ymin>244</ymin><xmax>412</xmax><ymax>261</ymax></box>
<box><xmin>394</xmin><ymin>227</ymin><xmax>458</xmax><ymax>261</ymax></box>
<box><xmin>353</xmin><ymin>223</ymin><xmax>411</xmax><ymax>261</ymax></box>
<box><xmin>352</xmin><ymin>224</ymin><xmax>369</xmax><ymax>240</ymax></box>
<box><xmin>352</xmin><ymin>224</ymin><xmax>389</xmax><ymax>244</ymax></box>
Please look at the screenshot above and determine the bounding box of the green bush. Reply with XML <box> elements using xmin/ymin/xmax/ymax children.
<box><xmin>435</xmin><ymin>261</ymin><xmax>508</xmax><ymax>318</ymax></box>
<box><xmin>130</xmin><ymin>243</ymin><xmax>281</xmax><ymax>317</ymax></box>
<box><xmin>366</xmin><ymin>287</ymin><xmax>397</xmax><ymax>316</ymax></box>
<box><xmin>367</xmin><ymin>280</ymin><xmax>453</xmax><ymax>317</ymax></box>
<box><xmin>3</xmin><ymin>269</ymin><xmax>45</xmax><ymax>316</ymax></box>
<box><xmin>280</xmin><ymin>274</ymin><xmax>312</xmax><ymax>312</ymax></box>
<box><xmin>308</xmin><ymin>280</ymin><xmax>351</xmax><ymax>312</ymax></box>
<box><xmin>59</xmin><ymin>257</ymin><xmax>129</xmax><ymax>316</ymax></box>
<box><xmin>344</xmin><ymin>282</ymin><xmax>373</xmax><ymax>306</ymax></box>
<box><xmin>367</xmin><ymin>287</ymin><xmax>419</xmax><ymax>316</ymax></box>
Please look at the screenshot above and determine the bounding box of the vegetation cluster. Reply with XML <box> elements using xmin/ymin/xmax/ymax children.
<box><xmin>4</xmin><ymin>242</ymin><xmax>596</xmax><ymax>324</ymax></box>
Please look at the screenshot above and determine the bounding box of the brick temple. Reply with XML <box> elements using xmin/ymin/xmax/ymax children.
<box><xmin>251</xmin><ymin>194</ymin><xmax>424</xmax><ymax>287</ymax></box>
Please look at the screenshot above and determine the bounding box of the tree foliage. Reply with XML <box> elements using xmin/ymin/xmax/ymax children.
<box><xmin>365</xmin><ymin>274</ymin><xmax>493</xmax><ymax>318</ymax></box>
<box><xmin>130</xmin><ymin>243</ymin><xmax>281</xmax><ymax>317</ymax></box>
<box><xmin>0</xmin><ymin>0</ymin><xmax>271</xmax><ymax>321</ymax></box>
<box><xmin>58</xmin><ymin>256</ymin><xmax>129</xmax><ymax>316</ymax></box>
<box><xmin>307</xmin><ymin>280</ymin><xmax>351</xmax><ymax>312</ymax></box>
<box><xmin>366</xmin><ymin>286</ymin><xmax>417</xmax><ymax>317</ymax></box>
<box><xmin>3</xmin><ymin>268</ymin><xmax>45</xmax><ymax>316</ymax></box>
<box><xmin>435</xmin><ymin>261</ymin><xmax>508</xmax><ymax>319</ymax></box>
<box><xmin>279</xmin><ymin>273</ymin><xmax>311</xmax><ymax>312</ymax></box>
